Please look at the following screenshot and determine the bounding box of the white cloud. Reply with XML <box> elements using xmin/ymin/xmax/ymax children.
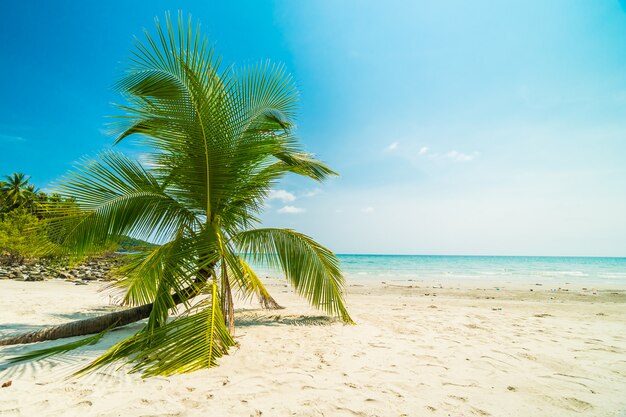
<box><xmin>385</xmin><ymin>141</ymin><xmax>399</xmax><ymax>152</ymax></box>
<box><xmin>446</xmin><ymin>150</ymin><xmax>480</xmax><ymax>162</ymax></box>
<box><xmin>268</xmin><ymin>189</ymin><xmax>296</xmax><ymax>203</ymax></box>
<box><xmin>419</xmin><ymin>146</ymin><xmax>429</xmax><ymax>155</ymax></box>
<box><xmin>278</xmin><ymin>205</ymin><xmax>306</xmax><ymax>214</ymax></box>
<box><xmin>361</xmin><ymin>207</ymin><xmax>375</xmax><ymax>213</ymax></box>
<box><xmin>302</xmin><ymin>188</ymin><xmax>322</xmax><ymax>198</ymax></box>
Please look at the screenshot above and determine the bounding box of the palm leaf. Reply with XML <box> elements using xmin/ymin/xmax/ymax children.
<box><xmin>5</xmin><ymin>331</ymin><xmax>108</xmax><ymax>365</ymax></box>
<box><xmin>222</xmin><ymin>251</ymin><xmax>282</xmax><ymax>309</ymax></box>
<box><xmin>76</xmin><ymin>283</ymin><xmax>235</xmax><ymax>378</ymax></box>
<box><xmin>233</xmin><ymin>228</ymin><xmax>353</xmax><ymax>323</ymax></box>
<box><xmin>43</xmin><ymin>151</ymin><xmax>200</xmax><ymax>257</ymax></box>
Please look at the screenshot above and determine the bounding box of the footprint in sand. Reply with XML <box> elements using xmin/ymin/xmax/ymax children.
<box><xmin>0</xmin><ymin>407</ymin><xmax>20</xmax><ymax>417</ymax></box>
<box><xmin>448</xmin><ymin>395</ymin><xmax>468</xmax><ymax>403</ymax></box>
<box><xmin>72</xmin><ymin>400</ymin><xmax>93</xmax><ymax>411</ymax></box>
<box><xmin>181</xmin><ymin>398</ymin><xmax>201</xmax><ymax>408</ymax></box>
<box><xmin>471</xmin><ymin>406</ymin><xmax>491</xmax><ymax>416</ymax></box>
<box><xmin>562</xmin><ymin>397</ymin><xmax>593</xmax><ymax>412</ymax></box>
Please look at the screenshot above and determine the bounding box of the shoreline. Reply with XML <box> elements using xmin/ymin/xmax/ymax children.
<box><xmin>1</xmin><ymin>278</ymin><xmax>626</xmax><ymax>416</ymax></box>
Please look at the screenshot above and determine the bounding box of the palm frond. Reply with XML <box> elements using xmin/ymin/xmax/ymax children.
<box><xmin>233</xmin><ymin>228</ymin><xmax>353</xmax><ymax>323</ymax></box>
<box><xmin>43</xmin><ymin>151</ymin><xmax>199</xmax><ymax>257</ymax></box>
<box><xmin>76</xmin><ymin>284</ymin><xmax>235</xmax><ymax>378</ymax></box>
<box><xmin>5</xmin><ymin>331</ymin><xmax>108</xmax><ymax>365</ymax></box>
<box><xmin>222</xmin><ymin>251</ymin><xmax>282</xmax><ymax>309</ymax></box>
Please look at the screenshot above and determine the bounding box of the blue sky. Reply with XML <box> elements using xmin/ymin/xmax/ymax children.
<box><xmin>1</xmin><ymin>1</ymin><xmax>626</xmax><ymax>256</ymax></box>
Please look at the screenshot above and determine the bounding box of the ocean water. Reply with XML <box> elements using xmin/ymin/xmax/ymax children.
<box><xmin>255</xmin><ymin>255</ymin><xmax>626</xmax><ymax>287</ymax></box>
<box><xmin>336</xmin><ymin>255</ymin><xmax>626</xmax><ymax>286</ymax></box>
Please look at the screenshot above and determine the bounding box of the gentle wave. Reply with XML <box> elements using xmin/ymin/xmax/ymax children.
<box><xmin>253</xmin><ymin>255</ymin><xmax>626</xmax><ymax>285</ymax></box>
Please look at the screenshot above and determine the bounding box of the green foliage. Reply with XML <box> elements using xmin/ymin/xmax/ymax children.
<box><xmin>234</xmin><ymin>228</ymin><xmax>353</xmax><ymax>323</ymax></box>
<box><xmin>0</xmin><ymin>209</ymin><xmax>45</xmax><ymax>264</ymax></box>
<box><xmin>0</xmin><ymin>171</ymin><xmax>78</xmax><ymax>219</ymax></box>
<box><xmin>19</xmin><ymin>12</ymin><xmax>352</xmax><ymax>377</ymax></box>
<box><xmin>0</xmin><ymin>173</ymin><xmax>33</xmax><ymax>212</ymax></box>
<box><xmin>6</xmin><ymin>331</ymin><xmax>108</xmax><ymax>365</ymax></box>
<box><xmin>77</xmin><ymin>286</ymin><xmax>235</xmax><ymax>378</ymax></box>
<box><xmin>115</xmin><ymin>236</ymin><xmax>157</xmax><ymax>252</ymax></box>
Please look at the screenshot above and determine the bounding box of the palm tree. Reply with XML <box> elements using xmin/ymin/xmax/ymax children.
<box><xmin>4</xmin><ymin>13</ymin><xmax>352</xmax><ymax>377</ymax></box>
<box><xmin>0</xmin><ymin>179</ymin><xmax>6</xmax><ymax>213</ymax></box>
<box><xmin>23</xmin><ymin>184</ymin><xmax>41</xmax><ymax>214</ymax></box>
<box><xmin>0</xmin><ymin>172</ymin><xmax>31</xmax><ymax>211</ymax></box>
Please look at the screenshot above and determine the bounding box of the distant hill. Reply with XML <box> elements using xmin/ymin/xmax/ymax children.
<box><xmin>116</xmin><ymin>236</ymin><xmax>158</xmax><ymax>252</ymax></box>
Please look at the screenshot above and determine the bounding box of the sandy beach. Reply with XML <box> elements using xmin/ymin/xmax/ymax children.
<box><xmin>1</xmin><ymin>278</ymin><xmax>625</xmax><ymax>417</ymax></box>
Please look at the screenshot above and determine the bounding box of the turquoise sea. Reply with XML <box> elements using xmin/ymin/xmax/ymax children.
<box><xmin>256</xmin><ymin>255</ymin><xmax>626</xmax><ymax>287</ymax></box>
<box><xmin>334</xmin><ymin>255</ymin><xmax>626</xmax><ymax>286</ymax></box>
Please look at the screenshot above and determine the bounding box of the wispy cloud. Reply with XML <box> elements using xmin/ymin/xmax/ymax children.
<box><xmin>0</xmin><ymin>133</ymin><xmax>26</xmax><ymax>143</ymax></box>
<box><xmin>268</xmin><ymin>189</ymin><xmax>296</xmax><ymax>203</ymax></box>
<box><xmin>361</xmin><ymin>207</ymin><xmax>375</xmax><ymax>213</ymax></box>
<box><xmin>384</xmin><ymin>141</ymin><xmax>399</xmax><ymax>152</ymax></box>
<box><xmin>445</xmin><ymin>150</ymin><xmax>480</xmax><ymax>162</ymax></box>
<box><xmin>278</xmin><ymin>205</ymin><xmax>306</xmax><ymax>214</ymax></box>
<box><xmin>302</xmin><ymin>188</ymin><xmax>322</xmax><ymax>198</ymax></box>
<box><xmin>416</xmin><ymin>146</ymin><xmax>478</xmax><ymax>161</ymax></box>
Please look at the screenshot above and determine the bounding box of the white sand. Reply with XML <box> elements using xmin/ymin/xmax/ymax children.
<box><xmin>1</xmin><ymin>278</ymin><xmax>626</xmax><ymax>417</ymax></box>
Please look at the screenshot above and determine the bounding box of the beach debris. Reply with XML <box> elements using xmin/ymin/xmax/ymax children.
<box><xmin>1</xmin><ymin>380</ymin><xmax>12</xmax><ymax>388</ymax></box>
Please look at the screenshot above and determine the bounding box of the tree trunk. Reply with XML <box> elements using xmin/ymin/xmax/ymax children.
<box><xmin>0</xmin><ymin>273</ymin><xmax>210</xmax><ymax>347</ymax></box>
<box><xmin>0</xmin><ymin>303</ymin><xmax>153</xmax><ymax>346</ymax></box>
<box><xmin>223</xmin><ymin>273</ymin><xmax>235</xmax><ymax>335</ymax></box>
<box><xmin>220</xmin><ymin>261</ymin><xmax>235</xmax><ymax>335</ymax></box>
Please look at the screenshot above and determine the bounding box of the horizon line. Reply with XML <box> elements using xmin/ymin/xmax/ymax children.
<box><xmin>335</xmin><ymin>253</ymin><xmax>626</xmax><ymax>259</ymax></box>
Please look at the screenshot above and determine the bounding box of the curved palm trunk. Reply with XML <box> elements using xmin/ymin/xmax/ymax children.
<box><xmin>0</xmin><ymin>303</ymin><xmax>153</xmax><ymax>346</ymax></box>
<box><xmin>0</xmin><ymin>272</ymin><xmax>210</xmax><ymax>347</ymax></box>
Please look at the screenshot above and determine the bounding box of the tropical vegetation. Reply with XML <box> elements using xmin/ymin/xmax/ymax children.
<box><xmin>4</xmin><ymin>13</ymin><xmax>352</xmax><ymax>377</ymax></box>
<box><xmin>0</xmin><ymin>173</ymin><xmax>72</xmax><ymax>264</ymax></box>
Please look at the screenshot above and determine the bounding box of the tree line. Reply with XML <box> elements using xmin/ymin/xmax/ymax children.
<box><xmin>0</xmin><ymin>172</ymin><xmax>151</xmax><ymax>264</ymax></box>
<box><xmin>0</xmin><ymin>172</ymin><xmax>78</xmax><ymax>264</ymax></box>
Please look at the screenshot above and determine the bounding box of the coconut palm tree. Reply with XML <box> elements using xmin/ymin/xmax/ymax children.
<box><xmin>0</xmin><ymin>180</ymin><xmax>6</xmax><ymax>213</ymax></box>
<box><xmin>0</xmin><ymin>172</ymin><xmax>31</xmax><ymax>212</ymax></box>
<box><xmin>4</xmin><ymin>13</ymin><xmax>352</xmax><ymax>377</ymax></box>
